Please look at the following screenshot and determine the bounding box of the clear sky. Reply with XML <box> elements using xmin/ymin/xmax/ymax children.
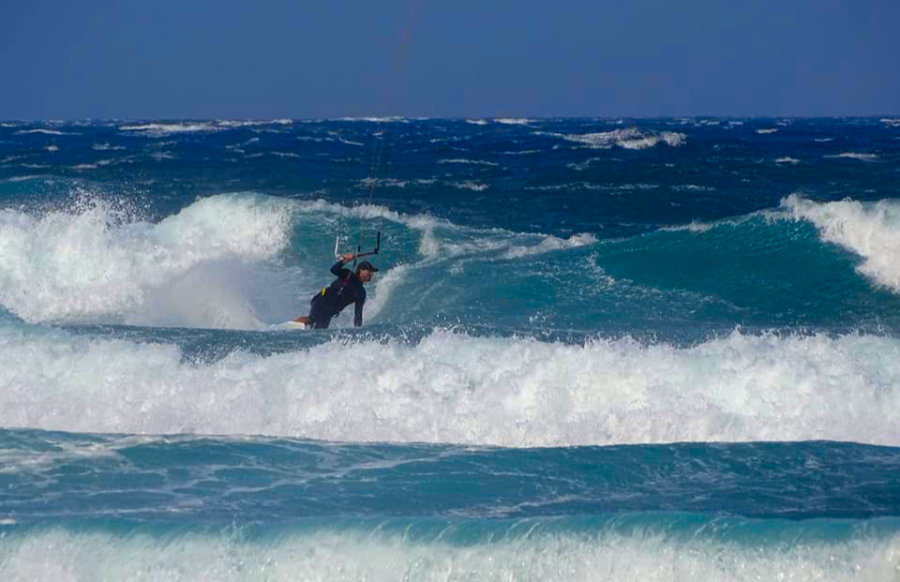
<box><xmin>2</xmin><ymin>0</ymin><xmax>897</xmax><ymax>119</ymax></box>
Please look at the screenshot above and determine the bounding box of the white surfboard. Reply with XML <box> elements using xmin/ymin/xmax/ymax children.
<box><xmin>268</xmin><ymin>320</ymin><xmax>310</xmax><ymax>331</ymax></box>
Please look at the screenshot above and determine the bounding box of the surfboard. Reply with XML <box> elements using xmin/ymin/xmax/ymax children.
<box><xmin>268</xmin><ymin>321</ymin><xmax>310</xmax><ymax>331</ymax></box>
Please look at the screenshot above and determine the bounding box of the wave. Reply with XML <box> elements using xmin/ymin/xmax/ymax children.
<box><xmin>783</xmin><ymin>195</ymin><xmax>900</xmax><ymax>292</ymax></box>
<box><xmin>504</xmin><ymin>232</ymin><xmax>596</xmax><ymax>258</ymax></box>
<box><xmin>756</xmin><ymin>128</ymin><xmax>779</xmax><ymax>134</ymax></box>
<box><xmin>0</xmin><ymin>194</ymin><xmax>292</xmax><ymax>327</ymax></box>
<box><xmin>549</xmin><ymin>128</ymin><xmax>686</xmax><ymax>149</ymax></box>
<box><xmin>5</xmin><ymin>189</ymin><xmax>900</xmax><ymax>334</ymax></box>
<box><xmin>0</xmin><ymin>193</ymin><xmax>617</xmax><ymax>329</ymax></box>
<box><xmin>825</xmin><ymin>152</ymin><xmax>880</xmax><ymax>162</ymax></box>
<box><xmin>119</xmin><ymin>122</ymin><xmax>224</xmax><ymax>136</ymax></box>
<box><xmin>118</xmin><ymin>120</ymin><xmax>294</xmax><ymax>136</ymax></box>
<box><xmin>437</xmin><ymin>158</ymin><xmax>499</xmax><ymax>166</ymax></box>
<box><xmin>336</xmin><ymin>117</ymin><xmax>409</xmax><ymax>123</ymax></box>
<box><xmin>448</xmin><ymin>180</ymin><xmax>489</xmax><ymax>191</ymax></box>
<box><xmin>0</xmin><ymin>521</ymin><xmax>896</xmax><ymax>582</ymax></box>
<box><xmin>13</xmin><ymin>129</ymin><xmax>78</xmax><ymax>136</ymax></box>
<box><xmin>494</xmin><ymin>118</ymin><xmax>532</xmax><ymax>125</ymax></box>
<box><xmin>2</xmin><ymin>327</ymin><xmax>899</xmax><ymax>446</ymax></box>
<box><xmin>216</xmin><ymin>119</ymin><xmax>293</xmax><ymax>128</ymax></box>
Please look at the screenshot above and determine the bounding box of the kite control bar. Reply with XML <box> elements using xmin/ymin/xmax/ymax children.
<box><xmin>334</xmin><ymin>231</ymin><xmax>381</xmax><ymax>262</ymax></box>
<box><xmin>355</xmin><ymin>231</ymin><xmax>381</xmax><ymax>259</ymax></box>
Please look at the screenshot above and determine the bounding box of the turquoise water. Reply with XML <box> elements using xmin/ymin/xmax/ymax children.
<box><xmin>1</xmin><ymin>118</ymin><xmax>899</xmax><ymax>580</ymax></box>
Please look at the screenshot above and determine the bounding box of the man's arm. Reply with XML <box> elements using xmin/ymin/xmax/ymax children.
<box><xmin>330</xmin><ymin>253</ymin><xmax>355</xmax><ymax>278</ymax></box>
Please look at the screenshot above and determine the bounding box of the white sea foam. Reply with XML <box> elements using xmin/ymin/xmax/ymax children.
<box><xmin>0</xmin><ymin>194</ymin><xmax>293</xmax><ymax>327</ymax></box>
<box><xmin>782</xmin><ymin>195</ymin><xmax>900</xmax><ymax>292</ymax></box>
<box><xmin>71</xmin><ymin>159</ymin><xmax>115</xmax><ymax>170</ymax></box>
<box><xmin>43</xmin><ymin>145</ymin><xmax>59</xmax><ymax>153</ymax></box>
<box><xmin>13</xmin><ymin>129</ymin><xmax>78</xmax><ymax>136</ymax></box>
<box><xmin>1</xmin><ymin>176</ymin><xmax>45</xmax><ymax>183</ymax></box>
<box><xmin>672</xmin><ymin>184</ymin><xmax>715</xmax><ymax>191</ymax></box>
<box><xmin>438</xmin><ymin>158</ymin><xmax>499</xmax><ymax>166</ymax></box>
<box><xmin>880</xmin><ymin>118</ymin><xmax>900</xmax><ymax>127</ymax></box>
<box><xmin>466</xmin><ymin>119</ymin><xmax>489</xmax><ymax>125</ymax></box>
<box><xmin>551</xmin><ymin>128</ymin><xmax>686</xmax><ymax>150</ymax></box>
<box><xmin>0</xmin><ymin>527</ymin><xmax>895</xmax><ymax>582</ymax></box>
<box><xmin>2</xmin><ymin>328</ymin><xmax>899</xmax><ymax>447</ymax></box>
<box><xmin>119</xmin><ymin>123</ymin><xmax>222</xmax><ymax>136</ymax></box>
<box><xmin>568</xmin><ymin>159</ymin><xmax>602</xmax><ymax>171</ymax></box>
<box><xmin>449</xmin><ymin>181</ymin><xmax>489</xmax><ymax>191</ymax></box>
<box><xmin>216</xmin><ymin>119</ymin><xmax>294</xmax><ymax>128</ymax></box>
<box><xmin>292</xmin><ymin>198</ymin><xmax>593</xmax><ymax>265</ymax></box>
<box><xmin>775</xmin><ymin>157</ymin><xmax>800</xmax><ymax>164</ymax></box>
<box><xmin>336</xmin><ymin>136</ymin><xmax>364</xmax><ymax>147</ymax></box>
<box><xmin>825</xmin><ymin>152</ymin><xmax>880</xmax><ymax>162</ymax></box>
<box><xmin>756</xmin><ymin>128</ymin><xmax>778</xmax><ymax>134</ymax></box>
<box><xmin>567</xmin><ymin>159</ymin><xmax>599</xmax><ymax>171</ymax></box>
<box><xmin>504</xmin><ymin>232</ymin><xmax>597</xmax><ymax>259</ymax></box>
<box><xmin>494</xmin><ymin>118</ymin><xmax>532</xmax><ymax>125</ymax></box>
<box><xmin>337</xmin><ymin>117</ymin><xmax>409</xmax><ymax>123</ymax></box>
<box><xmin>292</xmin><ymin>198</ymin><xmax>447</xmax><ymax>232</ymax></box>
<box><xmin>814</xmin><ymin>137</ymin><xmax>835</xmax><ymax>142</ymax></box>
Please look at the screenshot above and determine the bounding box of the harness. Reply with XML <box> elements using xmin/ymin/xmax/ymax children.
<box><xmin>320</xmin><ymin>272</ymin><xmax>355</xmax><ymax>299</ymax></box>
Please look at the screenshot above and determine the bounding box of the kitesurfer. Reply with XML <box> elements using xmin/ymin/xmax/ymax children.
<box><xmin>295</xmin><ymin>253</ymin><xmax>378</xmax><ymax>329</ymax></box>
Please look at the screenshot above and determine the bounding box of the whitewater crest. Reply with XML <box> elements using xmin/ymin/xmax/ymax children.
<box><xmin>0</xmin><ymin>526</ymin><xmax>896</xmax><ymax>582</ymax></box>
<box><xmin>1</xmin><ymin>328</ymin><xmax>899</xmax><ymax>446</ymax></box>
<box><xmin>0</xmin><ymin>192</ymin><xmax>607</xmax><ymax>329</ymax></box>
<box><xmin>548</xmin><ymin>127</ymin><xmax>687</xmax><ymax>150</ymax></box>
<box><xmin>783</xmin><ymin>195</ymin><xmax>900</xmax><ymax>293</ymax></box>
<box><xmin>0</xmin><ymin>194</ymin><xmax>293</xmax><ymax>327</ymax></box>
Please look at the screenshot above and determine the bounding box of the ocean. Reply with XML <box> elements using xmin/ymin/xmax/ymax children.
<box><xmin>1</xmin><ymin>117</ymin><xmax>899</xmax><ymax>580</ymax></box>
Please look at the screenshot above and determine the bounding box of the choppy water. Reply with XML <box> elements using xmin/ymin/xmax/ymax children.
<box><xmin>1</xmin><ymin>117</ymin><xmax>899</xmax><ymax>580</ymax></box>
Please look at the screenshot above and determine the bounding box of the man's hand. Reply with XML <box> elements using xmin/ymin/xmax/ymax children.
<box><xmin>342</xmin><ymin>252</ymin><xmax>355</xmax><ymax>263</ymax></box>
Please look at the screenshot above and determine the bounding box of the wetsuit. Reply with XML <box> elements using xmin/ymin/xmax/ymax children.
<box><xmin>307</xmin><ymin>260</ymin><xmax>366</xmax><ymax>329</ymax></box>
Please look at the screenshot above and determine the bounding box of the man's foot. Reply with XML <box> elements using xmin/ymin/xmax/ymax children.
<box><xmin>294</xmin><ymin>316</ymin><xmax>312</xmax><ymax>325</ymax></box>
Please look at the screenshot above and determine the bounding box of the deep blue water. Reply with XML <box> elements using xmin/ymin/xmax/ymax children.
<box><xmin>1</xmin><ymin>117</ymin><xmax>899</xmax><ymax>580</ymax></box>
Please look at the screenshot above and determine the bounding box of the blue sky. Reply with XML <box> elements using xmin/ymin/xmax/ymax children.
<box><xmin>2</xmin><ymin>0</ymin><xmax>897</xmax><ymax>119</ymax></box>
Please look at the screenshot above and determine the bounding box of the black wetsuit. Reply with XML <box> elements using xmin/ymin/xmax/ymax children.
<box><xmin>307</xmin><ymin>260</ymin><xmax>366</xmax><ymax>329</ymax></box>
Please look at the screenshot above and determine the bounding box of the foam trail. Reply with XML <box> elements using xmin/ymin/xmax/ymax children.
<box><xmin>2</xmin><ymin>328</ymin><xmax>899</xmax><ymax>446</ymax></box>
<box><xmin>783</xmin><ymin>195</ymin><xmax>900</xmax><ymax>292</ymax></box>
<box><xmin>0</xmin><ymin>527</ymin><xmax>896</xmax><ymax>582</ymax></box>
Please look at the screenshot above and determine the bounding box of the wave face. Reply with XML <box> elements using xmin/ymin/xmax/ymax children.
<box><xmin>3</xmin><ymin>191</ymin><xmax>900</xmax><ymax>332</ymax></box>
<box><xmin>1</xmin><ymin>118</ymin><xmax>899</xmax><ymax>580</ymax></box>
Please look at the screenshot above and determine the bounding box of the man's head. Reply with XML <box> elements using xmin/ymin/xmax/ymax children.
<box><xmin>356</xmin><ymin>261</ymin><xmax>378</xmax><ymax>282</ymax></box>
